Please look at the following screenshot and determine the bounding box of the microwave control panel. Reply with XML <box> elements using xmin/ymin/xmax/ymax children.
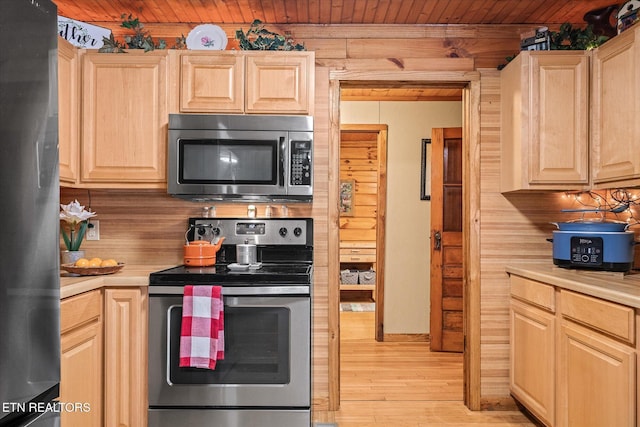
<box><xmin>290</xmin><ymin>140</ymin><xmax>312</xmax><ymax>186</ymax></box>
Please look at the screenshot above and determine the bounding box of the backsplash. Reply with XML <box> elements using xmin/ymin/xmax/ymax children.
<box><xmin>60</xmin><ymin>188</ymin><xmax>314</xmax><ymax>265</ymax></box>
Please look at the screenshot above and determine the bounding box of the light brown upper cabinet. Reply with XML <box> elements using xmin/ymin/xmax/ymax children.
<box><xmin>178</xmin><ymin>51</ymin><xmax>314</xmax><ymax>115</ymax></box>
<box><xmin>179</xmin><ymin>53</ymin><xmax>245</xmax><ymax>113</ymax></box>
<box><xmin>501</xmin><ymin>51</ymin><xmax>590</xmax><ymax>192</ymax></box>
<box><xmin>591</xmin><ymin>25</ymin><xmax>640</xmax><ymax>188</ymax></box>
<box><xmin>58</xmin><ymin>37</ymin><xmax>80</xmax><ymax>185</ymax></box>
<box><xmin>80</xmin><ymin>51</ymin><xmax>169</xmax><ymax>187</ymax></box>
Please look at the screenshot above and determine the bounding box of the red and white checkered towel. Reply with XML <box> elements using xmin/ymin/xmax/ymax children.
<box><xmin>179</xmin><ymin>285</ymin><xmax>225</xmax><ymax>369</ymax></box>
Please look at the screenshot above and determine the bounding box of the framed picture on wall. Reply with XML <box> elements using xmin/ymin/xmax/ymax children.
<box><xmin>339</xmin><ymin>179</ymin><xmax>355</xmax><ymax>216</ymax></box>
<box><xmin>420</xmin><ymin>138</ymin><xmax>431</xmax><ymax>200</ymax></box>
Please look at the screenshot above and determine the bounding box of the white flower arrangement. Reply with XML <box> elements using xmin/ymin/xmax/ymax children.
<box><xmin>60</xmin><ymin>200</ymin><xmax>97</xmax><ymax>251</ymax></box>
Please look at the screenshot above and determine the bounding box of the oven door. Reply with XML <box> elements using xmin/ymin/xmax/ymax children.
<box><xmin>148</xmin><ymin>290</ymin><xmax>310</xmax><ymax>408</ymax></box>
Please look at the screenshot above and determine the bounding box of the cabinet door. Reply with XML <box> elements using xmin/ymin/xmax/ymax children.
<box><xmin>510</xmin><ymin>298</ymin><xmax>555</xmax><ymax>427</ymax></box>
<box><xmin>104</xmin><ymin>288</ymin><xmax>148</xmax><ymax>427</ymax></box>
<box><xmin>60</xmin><ymin>290</ymin><xmax>102</xmax><ymax>427</ymax></box>
<box><xmin>180</xmin><ymin>53</ymin><xmax>244</xmax><ymax>112</ymax></box>
<box><xmin>500</xmin><ymin>51</ymin><xmax>589</xmax><ymax>192</ymax></box>
<box><xmin>558</xmin><ymin>321</ymin><xmax>635</xmax><ymax>427</ymax></box>
<box><xmin>81</xmin><ymin>52</ymin><xmax>168</xmax><ymax>186</ymax></box>
<box><xmin>58</xmin><ymin>38</ymin><xmax>79</xmax><ymax>185</ymax></box>
<box><xmin>592</xmin><ymin>26</ymin><xmax>640</xmax><ymax>187</ymax></box>
<box><xmin>245</xmin><ymin>52</ymin><xmax>314</xmax><ymax>114</ymax></box>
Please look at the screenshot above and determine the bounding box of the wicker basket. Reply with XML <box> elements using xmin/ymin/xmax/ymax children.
<box><xmin>358</xmin><ymin>269</ymin><xmax>376</xmax><ymax>285</ymax></box>
<box><xmin>340</xmin><ymin>269</ymin><xmax>359</xmax><ymax>284</ymax></box>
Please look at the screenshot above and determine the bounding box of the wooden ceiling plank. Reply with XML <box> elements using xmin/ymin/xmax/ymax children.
<box><xmin>308</xmin><ymin>0</ymin><xmax>322</xmax><ymax>24</ymax></box>
<box><xmin>415</xmin><ymin>0</ymin><xmax>440</xmax><ymax>25</ymax></box>
<box><xmin>459</xmin><ymin>0</ymin><xmax>493</xmax><ymax>23</ymax></box>
<box><xmin>269</xmin><ymin>0</ymin><xmax>286</xmax><ymax>22</ymax></box>
<box><xmin>392</xmin><ymin>0</ymin><xmax>416</xmax><ymax>24</ymax></box>
<box><xmin>372</xmin><ymin>0</ymin><xmax>392</xmax><ymax>24</ymax></box>
<box><xmin>234</xmin><ymin>0</ymin><xmax>256</xmax><ymax>24</ymax></box>
<box><xmin>428</xmin><ymin>0</ymin><xmax>461</xmax><ymax>23</ymax></box>
<box><xmin>361</xmin><ymin>0</ymin><xmax>381</xmax><ymax>24</ymax></box>
<box><xmin>340</xmin><ymin>0</ymin><xmax>356</xmax><ymax>24</ymax></box>
<box><xmin>328</xmin><ymin>0</ymin><xmax>345</xmax><ymax>24</ymax></box>
<box><xmin>476</xmin><ymin>0</ymin><xmax>512</xmax><ymax>22</ymax></box>
<box><xmin>221</xmin><ymin>0</ymin><xmax>247</xmax><ymax>23</ymax></box>
<box><xmin>283</xmin><ymin>0</ymin><xmax>299</xmax><ymax>23</ymax></box>
<box><xmin>182</xmin><ymin>0</ymin><xmax>207</xmax><ymax>23</ymax></box>
<box><xmin>501</xmin><ymin>0</ymin><xmax>537</xmax><ymax>25</ymax></box>
<box><xmin>479</xmin><ymin>0</ymin><xmax>517</xmax><ymax>25</ymax></box>
<box><xmin>383</xmin><ymin>0</ymin><xmax>403</xmax><ymax>24</ymax></box>
<box><xmin>296</xmin><ymin>0</ymin><xmax>310</xmax><ymax>23</ymax></box>
<box><xmin>147</xmin><ymin>0</ymin><xmax>180</xmax><ymax>22</ymax></box>
<box><xmin>245</xmin><ymin>0</ymin><xmax>266</xmax><ymax>21</ymax></box>
<box><xmin>54</xmin><ymin>0</ymin><xmax>620</xmax><ymax>28</ymax></box>
<box><xmin>196</xmin><ymin>0</ymin><xmax>225</xmax><ymax>24</ymax></box>
<box><xmin>85</xmin><ymin>0</ymin><xmax>119</xmax><ymax>22</ymax></box>
<box><xmin>172</xmin><ymin>0</ymin><xmax>199</xmax><ymax>23</ymax></box>
<box><xmin>216</xmin><ymin>0</ymin><xmax>237</xmax><ymax>24</ymax></box>
<box><xmin>534</xmin><ymin>1</ymin><xmax>570</xmax><ymax>24</ymax></box>
<box><xmin>260</xmin><ymin>0</ymin><xmax>278</xmax><ymax>23</ymax></box>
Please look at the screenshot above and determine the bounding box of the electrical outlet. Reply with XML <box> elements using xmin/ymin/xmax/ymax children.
<box><xmin>86</xmin><ymin>220</ymin><xmax>100</xmax><ymax>240</ymax></box>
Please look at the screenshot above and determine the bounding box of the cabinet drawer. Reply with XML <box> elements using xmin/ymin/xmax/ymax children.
<box><xmin>510</xmin><ymin>275</ymin><xmax>555</xmax><ymax>312</ymax></box>
<box><xmin>340</xmin><ymin>248</ymin><xmax>376</xmax><ymax>256</ymax></box>
<box><xmin>60</xmin><ymin>289</ymin><xmax>102</xmax><ymax>334</ymax></box>
<box><xmin>340</xmin><ymin>254</ymin><xmax>376</xmax><ymax>263</ymax></box>
<box><xmin>560</xmin><ymin>290</ymin><xmax>635</xmax><ymax>344</ymax></box>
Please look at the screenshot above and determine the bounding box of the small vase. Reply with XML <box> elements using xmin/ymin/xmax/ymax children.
<box><xmin>61</xmin><ymin>250</ymin><xmax>85</xmax><ymax>265</ymax></box>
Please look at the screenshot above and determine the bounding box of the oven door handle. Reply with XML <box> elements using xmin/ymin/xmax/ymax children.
<box><xmin>149</xmin><ymin>285</ymin><xmax>310</xmax><ymax>296</ymax></box>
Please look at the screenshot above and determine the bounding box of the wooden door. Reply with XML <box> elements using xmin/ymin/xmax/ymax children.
<box><xmin>430</xmin><ymin>127</ymin><xmax>463</xmax><ymax>352</ymax></box>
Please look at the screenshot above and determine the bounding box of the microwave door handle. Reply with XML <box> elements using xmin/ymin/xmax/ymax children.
<box><xmin>279</xmin><ymin>137</ymin><xmax>287</xmax><ymax>187</ymax></box>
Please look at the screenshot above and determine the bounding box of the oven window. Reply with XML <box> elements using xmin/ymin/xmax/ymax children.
<box><xmin>168</xmin><ymin>304</ymin><xmax>290</xmax><ymax>384</ymax></box>
<box><xmin>179</xmin><ymin>139</ymin><xmax>278</xmax><ymax>184</ymax></box>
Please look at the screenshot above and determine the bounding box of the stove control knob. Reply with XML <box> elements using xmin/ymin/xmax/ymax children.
<box><xmin>212</xmin><ymin>227</ymin><xmax>221</xmax><ymax>236</ymax></box>
<box><xmin>279</xmin><ymin>227</ymin><xmax>288</xmax><ymax>237</ymax></box>
<box><xmin>197</xmin><ymin>226</ymin><xmax>206</xmax><ymax>236</ymax></box>
<box><xmin>294</xmin><ymin>227</ymin><xmax>302</xmax><ymax>237</ymax></box>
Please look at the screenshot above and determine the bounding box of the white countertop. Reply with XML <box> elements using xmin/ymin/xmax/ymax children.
<box><xmin>506</xmin><ymin>263</ymin><xmax>640</xmax><ymax>309</ymax></box>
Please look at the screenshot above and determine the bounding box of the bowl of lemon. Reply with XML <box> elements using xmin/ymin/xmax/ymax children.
<box><xmin>61</xmin><ymin>257</ymin><xmax>124</xmax><ymax>276</ymax></box>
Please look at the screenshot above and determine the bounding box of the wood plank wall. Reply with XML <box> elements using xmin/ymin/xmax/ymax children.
<box><xmin>339</xmin><ymin>130</ymin><xmax>378</xmax><ymax>242</ymax></box>
<box><xmin>477</xmin><ymin>70</ymin><xmax>567</xmax><ymax>404</ymax></box>
<box><xmin>67</xmin><ymin>21</ymin><xmax>568</xmax><ymax>415</ymax></box>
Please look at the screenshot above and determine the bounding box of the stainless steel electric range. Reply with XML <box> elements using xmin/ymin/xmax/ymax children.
<box><xmin>148</xmin><ymin>217</ymin><xmax>313</xmax><ymax>427</ymax></box>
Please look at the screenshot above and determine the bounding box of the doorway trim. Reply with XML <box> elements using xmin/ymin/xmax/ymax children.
<box><xmin>328</xmin><ymin>71</ymin><xmax>481</xmax><ymax>410</ymax></box>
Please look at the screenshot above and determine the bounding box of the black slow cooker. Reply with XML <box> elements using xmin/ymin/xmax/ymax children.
<box><xmin>550</xmin><ymin>220</ymin><xmax>636</xmax><ymax>272</ymax></box>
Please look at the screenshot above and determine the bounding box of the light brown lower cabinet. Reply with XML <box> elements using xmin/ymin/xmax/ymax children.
<box><xmin>60</xmin><ymin>289</ymin><xmax>103</xmax><ymax>427</ymax></box>
<box><xmin>103</xmin><ymin>288</ymin><xmax>148</xmax><ymax>427</ymax></box>
<box><xmin>509</xmin><ymin>275</ymin><xmax>637</xmax><ymax>427</ymax></box>
<box><xmin>61</xmin><ymin>286</ymin><xmax>147</xmax><ymax>427</ymax></box>
<box><xmin>557</xmin><ymin>320</ymin><xmax>635</xmax><ymax>427</ymax></box>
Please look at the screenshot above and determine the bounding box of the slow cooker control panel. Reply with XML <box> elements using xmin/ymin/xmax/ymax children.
<box><xmin>570</xmin><ymin>236</ymin><xmax>603</xmax><ymax>266</ymax></box>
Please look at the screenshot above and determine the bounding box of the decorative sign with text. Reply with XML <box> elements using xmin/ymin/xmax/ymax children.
<box><xmin>57</xmin><ymin>16</ymin><xmax>111</xmax><ymax>48</ymax></box>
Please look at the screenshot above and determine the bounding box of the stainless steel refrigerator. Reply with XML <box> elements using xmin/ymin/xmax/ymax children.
<box><xmin>0</xmin><ymin>0</ymin><xmax>61</xmax><ymax>426</ymax></box>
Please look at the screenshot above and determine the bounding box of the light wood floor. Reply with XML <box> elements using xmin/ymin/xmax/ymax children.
<box><xmin>331</xmin><ymin>311</ymin><xmax>536</xmax><ymax>426</ymax></box>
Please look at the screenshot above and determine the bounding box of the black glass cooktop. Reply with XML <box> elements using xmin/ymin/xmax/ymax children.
<box><xmin>149</xmin><ymin>263</ymin><xmax>313</xmax><ymax>285</ymax></box>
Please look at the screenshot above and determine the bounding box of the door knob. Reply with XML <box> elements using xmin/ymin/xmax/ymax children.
<box><xmin>433</xmin><ymin>231</ymin><xmax>442</xmax><ymax>250</ymax></box>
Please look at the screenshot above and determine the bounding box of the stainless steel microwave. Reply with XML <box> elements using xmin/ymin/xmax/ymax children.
<box><xmin>168</xmin><ymin>114</ymin><xmax>313</xmax><ymax>202</ymax></box>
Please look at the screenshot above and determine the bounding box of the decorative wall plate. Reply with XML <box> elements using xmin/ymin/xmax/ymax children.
<box><xmin>186</xmin><ymin>24</ymin><xmax>228</xmax><ymax>50</ymax></box>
